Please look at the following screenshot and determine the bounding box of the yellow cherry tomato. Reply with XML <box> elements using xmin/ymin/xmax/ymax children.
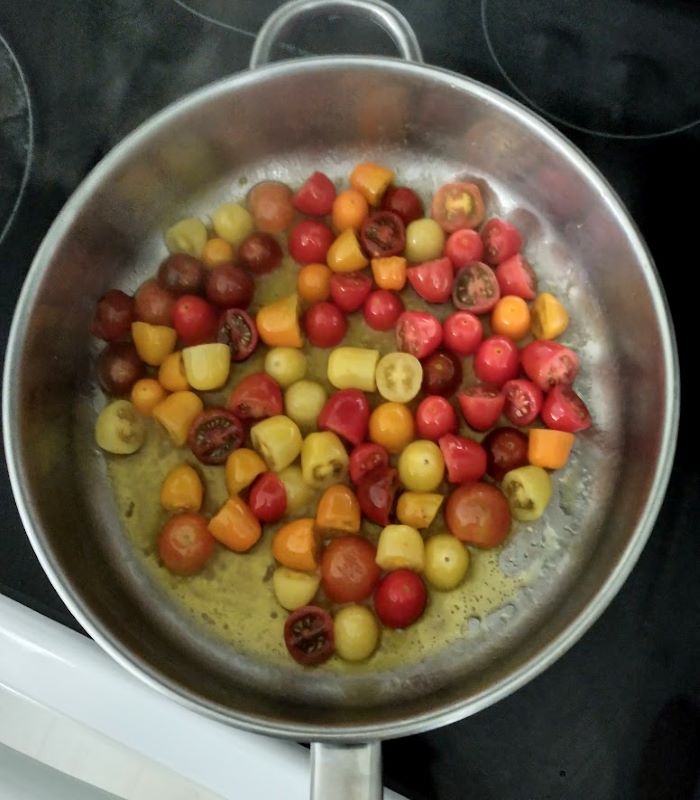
<box><xmin>327</xmin><ymin>347</ymin><xmax>379</xmax><ymax>392</ymax></box>
<box><xmin>326</xmin><ymin>229</ymin><xmax>369</xmax><ymax>273</ymax></box>
<box><xmin>334</xmin><ymin>605</ymin><xmax>380</xmax><ymax>662</ymax></box>
<box><xmin>212</xmin><ymin>202</ymin><xmax>254</xmax><ymax>247</ymax></box>
<box><xmin>398</xmin><ymin>440</ymin><xmax>445</xmax><ymax>492</ymax></box>
<box><xmin>201</xmin><ymin>237</ymin><xmax>235</xmax><ymax>269</ymax></box>
<box><xmin>152</xmin><ymin>391</ymin><xmax>203</xmax><ymax>447</ymax></box>
<box><xmin>285</xmin><ymin>380</ymin><xmax>327</xmax><ymax>429</ymax></box>
<box><xmin>278</xmin><ymin>465</ymin><xmax>316</xmax><ymax>514</ymax></box>
<box><xmin>272</xmin><ymin>567</ymin><xmax>321</xmax><ymax>611</ymax></box>
<box><xmin>225</xmin><ymin>448</ymin><xmax>266</xmax><ymax>495</ymax></box>
<box><xmin>375</xmin><ymin>352</ymin><xmax>423</xmax><ymax>403</ymax></box>
<box><xmin>332</xmin><ymin>189</ymin><xmax>369</xmax><ymax>231</ymax></box>
<box><xmin>181</xmin><ymin>343</ymin><xmax>230</xmax><ymax>391</ymax></box>
<box><xmin>371</xmin><ymin>256</ymin><xmax>406</xmax><ymax>291</ymax></box>
<box><xmin>250</xmin><ymin>415</ymin><xmax>303</xmax><ymax>472</ymax></box>
<box><xmin>424</xmin><ymin>534</ymin><xmax>469</xmax><ymax>590</ymax></box>
<box><xmin>130</xmin><ymin>378</ymin><xmax>167</xmax><ymax>416</ymax></box>
<box><xmin>491</xmin><ymin>295</ymin><xmax>531</xmax><ymax>341</ymax></box>
<box><xmin>531</xmin><ymin>292</ymin><xmax>569</xmax><ymax>340</ymax></box>
<box><xmin>158</xmin><ymin>351</ymin><xmax>189</xmax><ymax>392</ymax></box>
<box><xmin>376</xmin><ymin>524</ymin><xmax>425</xmax><ymax>572</ymax></box>
<box><xmin>369</xmin><ymin>402</ymin><xmax>414</xmax><ymax>454</ymax></box>
<box><xmin>396</xmin><ymin>492</ymin><xmax>444</xmax><ymax>529</ymax></box>
<box><xmin>297</xmin><ymin>262</ymin><xmax>332</xmax><ymax>303</ymax></box>
<box><xmin>502</xmin><ymin>465</ymin><xmax>552</xmax><ymax>521</ymax></box>
<box><xmin>265</xmin><ymin>347</ymin><xmax>308</xmax><ymax>388</ymax></box>
<box><xmin>404</xmin><ymin>218</ymin><xmax>445</xmax><ymax>262</ymax></box>
<box><xmin>164</xmin><ymin>217</ymin><xmax>208</xmax><ymax>258</ymax></box>
<box><xmin>131</xmin><ymin>321</ymin><xmax>177</xmax><ymax>366</ymax></box>
<box><xmin>315</xmin><ymin>485</ymin><xmax>361</xmax><ymax>536</ymax></box>
<box><xmin>95</xmin><ymin>400</ymin><xmax>145</xmax><ymax>455</ymax></box>
<box><xmin>349</xmin><ymin>162</ymin><xmax>395</xmax><ymax>206</ymax></box>
<box><xmin>256</xmin><ymin>293</ymin><xmax>303</xmax><ymax>348</ymax></box>
<box><xmin>272</xmin><ymin>518</ymin><xmax>318</xmax><ymax>572</ymax></box>
<box><xmin>301</xmin><ymin>431</ymin><xmax>349</xmax><ymax>490</ymax></box>
<box><xmin>160</xmin><ymin>463</ymin><xmax>203</xmax><ymax>512</ymax></box>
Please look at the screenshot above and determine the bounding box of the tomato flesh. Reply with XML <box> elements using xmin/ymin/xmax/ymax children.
<box><xmin>217</xmin><ymin>308</ymin><xmax>258</xmax><ymax>361</ymax></box>
<box><xmin>432</xmin><ymin>182</ymin><xmax>485</xmax><ymax>232</ymax></box>
<box><xmin>187</xmin><ymin>408</ymin><xmax>244</xmax><ymax>465</ymax></box>
<box><xmin>502</xmin><ymin>379</ymin><xmax>543</xmax><ymax>426</ymax></box>
<box><xmin>284</xmin><ymin>606</ymin><xmax>335</xmax><ymax>666</ymax></box>
<box><xmin>321</xmin><ymin>536</ymin><xmax>381</xmax><ymax>604</ymax></box>
<box><xmin>360</xmin><ymin>210</ymin><xmax>406</xmax><ymax>258</ymax></box>
<box><xmin>396</xmin><ymin>311</ymin><xmax>443</xmax><ymax>359</ymax></box>
<box><xmin>541</xmin><ymin>385</ymin><xmax>592</xmax><ymax>432</ymax></box>
<box><xmin>452</xmin><ymin>262</ymin><xmax>500</xmax><ymax>315</ymax></box>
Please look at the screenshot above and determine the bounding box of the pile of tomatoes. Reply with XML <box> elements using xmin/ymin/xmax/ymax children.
<box><xmin>92</xmin><ymin>162</ymin><xmax>591</xmax><ymax>667</ymax></box>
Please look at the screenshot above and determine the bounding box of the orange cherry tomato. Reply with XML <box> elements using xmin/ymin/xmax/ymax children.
<box><xmin>297</xmin><ymin>262</ymin><xmax>332</xmax><ymax>303</ymax></box>
<box><xmin>369</xmin><ymin>402</ymin><xmax>415</xmax><ymax>454</ymax></box>
<box><xmin>332</xmin><ymin>189</ymin><xmax>369</xmax><ymax>232</ymax></box>
<box><xmin>201</xmin><ymin>237</ymin><xmax>235</xmax><ymax>269</ymax></box>
<box><xmin>272</xmin><ymin>518</ymin><xmax>318</xmax><ymax>572</ymax></box>
<box><xmin>130</xmin><ymin>378</ymin><xmax>167</xmax><ymax>416</ymax></box>
<box><xmin>350</xmin><ymin>163</ymin><xmax>395</xmax><ymax>206</ymax></box>
<box><xmin>256</xmin><ymin>294</ymin><xmax>303</xmax><ymax>348</ymax></box>
<box><xmin>371</xmin><ymin>256</ymin><xmax>407</xmax><ymax>291</ymax></box>
<box><xmin>208</xmin><ymin>496</ymin><xmax>261</xmax><ymax>553</ymax></box>
<box><xmin>491</xmin><ymin>295</ymin><xmax>531</xmax><ymax>341</ymax></box>
<box><xmin>315</xmin><ymin>485</ymin><xmax>361</xmax><ymax>536</ymax></box>
<box><xmin>527</xmin><ymin>428</ymin><xmax>575</xmax><ymax>469</ymax></box>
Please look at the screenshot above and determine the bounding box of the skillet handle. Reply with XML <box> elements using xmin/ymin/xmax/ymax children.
<box><xmin>310</xmin><ymin>741</ymin><xmax>382</xmax><ymax>800</ymax></box>
<box><xmin>250</xmin><ymin>0</ymin><xmax>423</xmax><ymax>68</ymax></box>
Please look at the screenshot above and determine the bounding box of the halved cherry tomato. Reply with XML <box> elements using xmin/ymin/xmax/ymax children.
<box><xmin>349</xmin><ymin>443</ymin><xmax>389</xmax><ymax>485</ymax></box>
<box><xmin>357</xmin><ymin>466</ymin><xmax>400</xmax><ymax>526</ymax></box>
<box><xmin>360</xmin><ymin>211</ymin><xmax>406</xmax><ymax>258</ymax></box>
<box><xmin>187</xmin><ymin>408</ymin><xmax>244</xmax><ymax>465</ymax></box>
<box><xmin>350</xmin><ymin>162</ymin><xmax>394</xmax><ymax>206</ymax></box>
<box><xmin>458</xmin><ymin>386</ymin><xmax>506</xmax><ymax>431</ymax></box>
<box><xmin>371</xmin><ymin>256</ymin><xmax>406</xmax><ymax>291</ymax></box>
<box><xmin>217</xmin><ymin>308</ymin><xmax>258</xmax><ymax>362</ymax></box>
<box><xmin>248</xmin><ymin>472</ymin><xmax>287</xmax><ymax>523</ymax></box>
<box><xmin>380</xmin><ymin>185</ymin><xmax>424</xmax><ymax>225</ymax></box>
<box><xmin>421</xmin><ymin>351</ymin><xmax>462</xmax><ymax>397</ymax></box>
<box><xmin>288</xmin><ymin>220</ymin><xmax>334</xmax><ymax>265</ymax></box>
<box><xmin>445</xmin><ymin>229</ymin><xmax>484</xmax><ymax>270</ymax></box>
<box><xmin>284</xmin><ymin>605</ymin><xmax>334</xmax><ymax>666</ymax></box>
<box><xmin>495</xmin><ymin>254</ymin><xmax>537</xmax><ymax>300</ymax></box>
<box><xmin>237</xmin><ymin>232</ymin><xmax>283</xmax><ymax>275</ymax></box>
<box><xmin>452</xmin><ymin>262</ymin><xmax>500</xmax><ymax>315</ymax></box>
<box><xmin>474</xmin><ymin>336</ymin><xmax>519</xmax><ymax>386</ymax></box>
<box><xmin>318</xmin><ymin>389</ymin><xmax>370</xmax><ymax>446</ymax></box>
<box><xmin>520</xmin><ymin>340</ymin><xmax>580</xmax><ymax>391</ymax></box>
<box><xmin>315</xmin><ymin>485</ymin><xmax>361</xmax><ymax>536</ymax></box>
<box><xmin>321</xmin><ymin>536</ymin><xmax>380</xmax><ymax>603</ymax></box>
<box><xmin>158</xmin><ymin>513</ymin><xmax>216</xmax><ymax>576</ymax></box>
<box><xmin>228</xmin><ymin>373</ymin><xmax>284</xmax><ymax>420</ymax></box>
<box><xmin>482</xmin><ymin>427</ymin><xmax>529</xmax><ymax>481</ymax></box>
<box><xmin>481</xmin><ymin>218</ymin><xmax>523</xmax><ymax>266</ymax></box>
<box><xmin>171</xmin><ymin>295</ymin><xmax>217</xmax><ymax>345</ymax></box>
<box><xmin>541</xmin><ymin>385</ymin><xmax>592</xmax><ymax>433</ymax></box>
<box><xmin>396</xmin><ymin>311</ymin><xmax>442</xmax><ymax>359</ymax></box>
<box><xmin>439</xmin><ymin>433</ymin><xmax>487</xmax><ymax>483</ymax></box>
<box><xmin>442</xmin><ymin>311</ymin><xmax>483</xmax><ymax>356</ymax></box>
<box><xmin>292</xmin><ymin>171</ymin><xmax>336</xmax><ymax>216</ymax></box>
<box><xmin>527</xmin><ymin>428</ymin><xmax>575</xmax><ymax>470</ymax></box>
<box><xmin>432</xmin><ymin>182</ymin><xmax>485</xmax><ymax>232</ymax></box>
<box><xmin>92</xmin><ymin>290</ymin><xmax>133</xmax><ymax>341</ymax></box>
<box><xmin>330</xmin><ymin>272</ymin><xmax>373</xmax><ymax>313</ymax></box>
<box><xmin>374</xmin><ymin>569</ymin><xmax>427</xmax><ymax>629</ymax></box>
<box><xmin>363</xmin><ymin>290</ymin><xmax>404</xmax><ymax>331</ymax></box>
<box><xmin>407</xmin><ymin>257</ymin><xmax>454</xmax><ymax>304</ymax></box>
<box><xmin>415</xmin><ymin>395</ymin><xmax>457</xmax><ymax>441</ymax></box>
<box><xmin>445</xmin><ymin>482</ymin><xmax>511</xmax><ymax>547</ymax></box>
<box><xmin>304</xmin><ymin>302</ymin><xmax>347</xmax><ymax>348</ymax></box>
<box><xmin>502</xmin><ymin>379</ymin><xmax>543</xmax><ymax>426</ymax></box>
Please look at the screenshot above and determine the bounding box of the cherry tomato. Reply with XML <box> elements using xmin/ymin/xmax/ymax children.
<box><xmin>171</xmin><ymin>295</ymin><xmax>218</xmax><ymax>345</ymax></box>
<box><xmin>481</xmin><ymin>427</ymin><xmax>529</xmax><ymax>481</ymax></box>
<box><xmin>363</xmin><ymin>290</ymin><xmax>404</xmax><ymax>331</ymax></box>
<box><xmin>442</xmin><ymin>311</ymin><xmax>483</xmax><ymax>357</ymax></box>
<box><xmin>292</xmin><ymin>171</ymin><xmax>336</xmax><ymax>216</ymax></box>
<box><xmin>452</xmin><ymin>262</ymin><xmax>500</xmax><ymax>315</ymax></box>
<box><xmin>297</xmin><ymin>262</ymin><xmax>332</xmax><ymax>303</ymax></box>
<box><xmin>502</xmin><ymin>379</ymin><xmax>543</xmax><ymax>426</ymax></box>
<box><xmin>205</xmin><ymin>264</ymin><xmax>254</xmax><ymax>309</ymax></box>
<box><xmin>407</xmin><ymin>257</ymin><xmax>454</xmax><ymax>304</ymax></box>
<box><xmin>227</xmin><ymin>373</ymin><xmax>284</xmax><ymax>420</ymax></box>
<box><xmin>248</xmin><ymin>472</ymin><xmax>287</xmax><ymax>523</ymax></box>
<box><xmin>380</xmin><ymin>185</ymin><xmax>424</xmax><ymax>225</ymax></box>
<box><xmin>96</xmin><ymin>342</ymin><xmax>144</xmax><ymax>395</ymax></box>
<box><xmin>357</xmin><ymin>466</ymin><xmax>400</xmax><ymax>526</ymax></box>
<box><xmin>284</xmin><ymin>605</ymin><xmax>335</xmax><ymax>666</ymax></box>
<box><xmin>304</xmin><ymin>302</ymin><xmax>347</xmax><ymax>348</ymax></box>
<box><xmin>319</xmin><ymin>389</ymin><xmax>370</xmax><ymax>445</ymax></box>
<box><xmin>495</xmin><ymin>254</ymin><xmax>537</xmax><ymax>300</ymax></box>
<box><xmin>247</xmin><ymin>181</ymin><xmax>294</xmax><ymax>234</ymax></box>
<box><xmin>359</xmin><ymin>211</ymin><xmax>406</xmax><ymax>258</ymax></box>
<box><xmin>158</xmin><ymin>254</ymin><xmax>205</xmax><ymax>296</ymax></box>
<box><xmin>439</xmin><ymin>433</ymin><xmax>487</xmax><ymax>483</ymax></box>
<box><xmin>541</xmin><ymin>385</ymin><xmax>592</xmax><ymax>433</ymax></box>
<box><xmin>91</xmin><ymin>290</ymin><xmax>133</xmax><ymax>341</ymax></box>
<box><xmin>421</xmin><ymin>350</ymin><xmax>463</xmax><ymax>396</ymax></box>
<box><xmin>415</xmin><ymin>395</ymin><xmax>457</xmax><ymax>441</ymax></box>
<box><xmin>445</xmin><ymin>482</ymin><xmax>511</xmax><ymax>547</ymax></box>
<box><xmin>481</xmin><ymin>219</ymin><xmax>523</xmax><ymax>266</ymax></box>
<box><xmin>288</xmin><ymin>220</ymin><xmax>334</xmax><ymax>265</ymax></box>
<box><xmin>321</xmin><ymin>536</ymin><xmax>381</xmax><ymax>604</ymax></box>
<box><xmin>432</xmin><ymin>182</ymin><xmax>485</xmax><ymax>232</ymax></box>
<box><xmin>158</xmin><ymin>513</ymin><xmax>216</xmax><ymax>576</ymax></box>
<box><xmin>330</xmin><ymin>272</ymin><xmax>372</xmax><ymax>313</ymax></box>
<box><xmin>187</xmin><ymin>408</ymin><xmax>245</xmax><ymax>465</ymax></box>
<box><xmin>217</xmin><ymin>308</ymin><xmax>258</xmax><ymax>362</ymax></box>
<box><xmin>445</xmin><ymin>229</ymin><xmax>484</xmax><ymax>269</ymax></box>
<box><xmin>349</xmin><ymin>443</ymin><xmax>389</xmax><ymax>485</ymax></box>
<box><xmin>237</xmin><ymin>232</ymin><xmax>283</xmax><ymax>274</ymax></box>
<box><xmin>457</xmin><ymin>385</ymin><xmax>506</xmax><ymax>431</ymax></box>
<box><xmin>374</xmin><ymin>569</ymin><xmax>427</xmax><ymax>629</ymax></box>
<box><xmin>396</xmin><ymin>311</ymin><xmax>442</xmax><ymax>359</ymax></box>
<box><xmin>520</xmin><ymin>340</ymin><xmax>580</xmax><ymax>391</ymax></box>
<box><xmin>474</xmin><ymin>335</ymin><xmax>519</xmax><ymax>386</ymax></box>
<box><xmin>134</xmin><ymin>279</ymin><xmax>175</xmax><ymax>326</ymax></box>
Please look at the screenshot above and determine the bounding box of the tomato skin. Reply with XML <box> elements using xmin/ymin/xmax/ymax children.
<box><xmin>217</xmin><ymin>309</ymin><xmax>258</xmax><ymax>361</ymax></box>
<box><xmin>284</xmin><ymin>605</ymin><xmax>335</xmax><ymax>666</ymax></box>
<box><xmin>481</xmin><ymin>427</ymin><xmax>529</xmax><ymax>481</ymax></box>
<box><xmin>442</xmin><ymin>311</ymin><xmax>483</xmax><ymax>357</ymax></box>
<box><xmin>158</xmin><ymin>513</ymin><xmax>216</xmax><ymax>576</ymax></box>
<box><xmin>134</xmin><ymin>279</ymin><xmax>175</xmax><ymax>326</ymax></box>
<box><xmin>205</xmin><ymin>264</ymin><xmax>254</xmax><ymax>309</ymax></box>
<box><xmin>445</xmin><ymin>482</ymin><xmax>511</xmax><ymax>547</ymax></box>
<box><xmin>439</xmin><ymin>433</ymin><xmax>487</xmax><ymax>483</ymax></box>
<box><xmin>158</xmin><ymin>254</ymin><xmax>205</xmax><ymax>297</ymax></box>
<box><xmin>171</xmin><ymin>295</ymin><xmax>218</xmax><ymax>345</ymax></box>
<box><xmin>363</xmin><ymin>290</ymin><xmax>405</xmax><ymax>331</ymax></box>
<box><xmin>97</xmin><ymin>342</ymin><xmax>144</xmax><ymax>395</ymax></box>
<box><xmin>248</xmin><ymin>181</ymin><xmax>294</xmax><ymax>234</ymax></box>
<box><xmin>349</xmin><ymin>443</ymin><xmax>389</xmax><ymax>485</ymax></box>
<box><xmin>319</xmin><ymin>389</ymin><xmax>370</xmax><ymax>446</ymax></box>
<box><xmin>357</xmin><ymin>466</ymin><xmax>400</xmax><ymax>526</ymax></box>
<box><xmin>445</xmin><ymin>229</ymin><xmax>484</xmax><ymax>269</ymax></box>
<box><xmin>360</xmin><ymin>211</ymin><xmax>406</xmax><ymax>258</ymax></box>
<box><xmin>330</xmin><ymin>272</ymin><xmax>373</xmax><ymax>313</ymax></box>
<box><xmin>407</xmin><ymin>257</ymin><xmax>454</xmax><ymax>304</ymax></box>
<box><xmin>415</xmin><ymin>396</ymin><xmax>457</xmax><ymax>441</ymax></box>
<box><xmin>237</xmin><ymin>233</ymin><xmax>283</xmax><ymax>275</ymax></box>
<box><xmin>187</xmin><ymin>408</ymin><xmax>245</xmax><ymax>465</ymax></box>
<box><xmin>502</xmin><ymin>379</ymin><xmax>543</xmax><ymax>426</ymax></box>
<box><xmin>495</xmin><ymin>254</ymin><xmax>537</xmax><ymax>300</ymax></box>
<box><xmin>381</xmin><ymin>186</ymin><xmax>424</xmax><ymax>225</ymax></box>
<box><xmin>292</xmin><ymin>171</ymin><xmax>336</xmax><ymax>216</ymax></box>
<box><xmin>374</xmin><ymin>569</ymin><xmax>427</xmax><ymax>629</ymax></box>
<box><xmin>452</xmin><ymin>262</ymin><xmax>500</xmax><ymax>315</ymax></box>
<box><xmin>520</xmin><ymin>340</ymin><xmax>580</xmax><ymax>391</ymax></box>
<box><xmin>92</xmin><ymin>290</ymin><xmax>134</xmax><ymax>341</ymax></box>
<box><xmin>432</xmin><ymin>182</ymin><xmax>485</xmax><ymax>232</ymax></box>
<box><xmin>457</xmin><ymin>385</ymin><xmax>506</xmax><ymax>431</ymax></box>
<box><xmin>421</xmin><ymin>350</ymin><xmax>463</xmax><ymax>397</ymax></box>
<box><xmin>288</xmin><ymin>220</ymin><xmax>334</xmax><ymax>265</ymax></box>
<box><xmin>474</xmin><ymin>336</ymin><xmax>519</xmax><ymax>386</ymax></box>
<box><xmin>481</xmin><ymin>219</ymin><xmax>523</xmax><ymax>266</ymax></box>
<box><xmin>396</xmin><ymin>311</ymin><xmax>443</xmax><ymax>359</ymax></box>
<box><xmin>304</xmin><ymin>302</ymin><xmax>348</xmax><ymax>348</ymax></box>
<box><xmin>248</xmin><ymin>472</ymin><xmax>287</xmax><ymax>523</ymax></box>
<box><xmin>227</xmin><ymin>373</ymin><xmax>284</xmax><ymax>420</ymax></box>
<box><xmin>541</xmin><ymin>385</ymin><xmax>592</xmax><ymax>432</ymax></box>
<box><xmin>321</xmin><ymin>536</ymin><xmax>381</xmax><ymax>604</ymax></box>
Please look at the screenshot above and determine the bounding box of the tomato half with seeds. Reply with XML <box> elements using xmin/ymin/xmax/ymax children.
<box><xmin>248</xmin><ymin>472</ymin><xmax>287</xmax><ymax>523</ymax></box>
<box><xmin>452</xmin><ymin>262</ymin><xmax>500</xmax><ymax>315</ymax></box>
<box><xmin>520</xmin><ymin>341</ymin><xmax>580</xmax><ymax>391</ymax></box>
<box><xmin>541</xmin><ymin>385</ymin><xmax>592</xmax><ymax>433</ymax></box>
<box><xmin>457</xmin><ymin>385</ymin><xmax>505</xmax><ymax>431</ymax></box>
<box><xmin>495</xmin><ymin>254</ymin><xmax>537</xmax><ymax>300</ymax></box>
<box><xmin>330</xmin><ymin>272</ymin><xmax>373</xmax><ymax>313</ymax></box>
<box><xmin>292</xmin><ymin>171</ymin><xmax>336</xmax><ymax>216</ymax></box>
<box><xmin>360</xmin><ymin>210</ymin><xmax>406</xmax><ymax>258</ymax></box>
<box><xmin>407</xmin><ymin>257</ymin><xmax>454</xmax><ymax>304</ymax></box>
<box><xmin>396</xmin><ymin>311</ymin><xmax>443</xmax><ymax>359</ymax></box>
<box><xmin>227</xmin><ymin>373</ymin><xmax>284</xmax><ymax>420</ymax></box>
<box><xmin>481</xmin><ymin>219</ymin><xmax>523</xmax><ymax>266</ymax></box>
<box><xmin>158</xmin><ymin>513</ymin><xmax>216</xmax><ymax>576</ymax></box>
<box><xmin>217</xmin><ymin>308</ymin><xmax>258</xmax><ymax>361</ymax></box>
<box><xmin>321</xmin><ymin>536</ymin><xmax>381</xmax><ymax>604</ymax></box>
<box><xmin>381</xmin><ymin>185</ymin><xmax>424</xmax><ymax>225</ymax></box>
<box><xmin>445</xmin><ymin>482</ymin><xmax>511</xmax><ymax>547</ymax></box>
<box><xmin>284</xmin><ymin>606</ymin><xmax>335</xmax><ymax>666</ymax></box>
<box><xmin>187</xmin><ymin>408</ymin><xmax>245</xmax><ymax>465</ymax></box>
<box><xmin>349</xmin><ymin>443</ymin><xmax>389</xmax><ymax>485</ymax></box>
<box><xmin>357</xmin><ymin>466</ymin><xmax>400</xmax><ymax>526</ymax></box>
<box><xmin>481</xmin><ymin>427</ymin><xmax>529</xmax><ymax>481</ymax></box>
<box><xmin>432</xmin><ymin>182</ymin><xmax>485</xmax><ymax>232</ymax></box>
<box><xmin>502</xmin><ymin>379</ymin><xmax>543</xmax><ymax>426</ymax></box>
<box><xmin>421</xmin><ymin>350</ymin><xmax>463</xmax><ymax>396</ymax></box>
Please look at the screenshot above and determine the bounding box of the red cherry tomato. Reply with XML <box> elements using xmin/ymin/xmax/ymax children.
<box><xmin>187</xmin><ymin>408</ymin><xmax>245</xmax><ymax>465</ymax></box>
<box><xmin>158</xmin><ymin>513</ymin><xmax>216</xmax><ymax>576</ymax></box>
<box><xmin>445</xmin><ymin>482</ymin><xmax>511</xmax><ymax>547</ymax></box>
<box><xmin>284</xmin><ymin>606</ymin><xmax>335</xmax><ymax>666</ymax></box>
<box><xmin>158</xmin><ymin>254</ymin><xmax>205</xmax><ymax>297</ymax></box>
<box><xmin>330</xmin><ymin>272</ymin><xmax>373</xmax><ymax>313</ymax></box>
<box><xmin>415</xmin><ymin>396</ymin><xmax>457</xmax><ymax>441</ymax></box>
<box><xmin>439</xmin><ymin>433</ymin><xmax>487</xmax><ymax>483</ymax></box>
<box><xmin>237</xmin><ymin>233</ymin><xmax>283</xmax><ymax>275</ymax></box>
<box><xmin>171</xmin><ymin>295</ymin><xmax>218</xmax><ymax>345</ymax></box>
<box><xmin>217</xmin><ymin>308</ymin><xmax>258</xmax><ymax>362</ymax></box>
<box><xmin>288</xmin><ymin>220</ymin><xmax>334</xmax><ymax>265</ymax></box>
<box><xmin>520</xmin><ymin>340</ymin><xmax>580</xmax><ymax>391</ymax></box>
<box><xmin>541</xmin><ymin>385</ymin><xmax>592</xmax><ymax>432</ymax></box>
<box><xmin>134</xmin><ymin>279</ymin><xmax>175</xmax><ymax>326</ymax></box>
<box><xmin>407</xmin><ymin>257</ymin><xmax>454</xmax><ymax>304</ymax></box>
<box><xmin>442</xmin><ymin>311</ymin><xmax>483</xmax><ymax>357</ymax></box>
<box><xmin>381</xmin><ymin>185</ymin><xmax>424</xmax><ymax>225</ymax></box>
<box><xmin>248</xmin><ymin>472</ymin><xmax>287</xmax><ymax>523</ymax></box>
<box><xmin>292</xmin><ymin>171</ymin><xmax>336</xmax><ymax>216</ymax></box>
<box><xmin>481</xmin><ymin>219</ymin><xmax>523</xmax><ymax>266</ymax></box>
<box><xmin>421</xmin><ymin>350</ymin><xmax>463</xmax><ymax>396</ymax></box>
<box><xmin>92</xmin><ymin>290</ymin><xmax>134</xmax><ymax>341</ymax></box>
<box><xmin>474</xmin><ymin>335</ymin><xmax>519</xmax><ymax>386</ymax></box>
<box><xmin>360</xmin><ymin>211</ymin><xmax>406</xmax><ymax>258</ymax></box>
<box><xmin>227</xmin><ymin>373</ymin><xmax>284</xmax><ymax>420</ymax></box>
<box><xmin>349</xmin><ymin>443</ymin><xmax>390</xmax><ymax>485</ymax></box>
<box><xmin>502</xmin><ymin>379</ymin><xmax>543</xmax><ymax>426</ymax></box>
<box><xmin>396</xmin><ymin>311</ymin><xmax>443</xmax><ymax>359</ymax></box>
<box><xmin>96</xmin><ymin>342</ymin><xmax>144</xmax><ymax>396</ymax></box>
<box><xmin>374</xmin><ymin>569</ymin><xmax>427</xmax><ymax>629</ymax></box>
<box><xmin>495</xmin><ymin>254</ymin><xmax>537</xmax><ymax>300</ymax></box>
<box><xmin>432</xmin><ymin>182</ymin><xmax>485</xmax><ymax>232</ymax></box>
<box><xmin>205</xmin><ymin>264</ymin><xmax>254</xmax><ymax>309</ymax></box>
<box><xmin>304</xmin><ymin>302</ymin><xmax>347</xmax><ymax>348</ymax></box>
<box><xmin>452</xmin><ymin>262</ymin><xmax>501</xmax><ymax>315</ymax></box>
<box><xmin>445</xmin><ymin>229</ymin><xmax>484</xmax><ymax>269</ymax></box>
<box><xmin>481</xmin><ymin>427</ymin><xmax>529</xmax><ymax>481</ymax></box>
<box><xmin>321</xmin><ymin>536</ymin><xmax>381</xmax><ymax>604</ymax></box>
<box><xmin>457</xmin><ymin>385</ymin><xmax>506</xmax><ymax>431</ymax></box>
<box><xmin>363</xmin><ymin>290</ymin><xmax>404</xmax><ymax>331</ymax></box>
<box><xmin>319</xmin><ymin>389</ymin><xmax>370</xmax><ymax>446</ymax></box>
<box><xmin>357</xmin><ymin>466</ymin><xmax>400</xmax><ymax>527</ymax></box>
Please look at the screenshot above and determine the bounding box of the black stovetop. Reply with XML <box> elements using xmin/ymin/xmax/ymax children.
<box><xmin>1</xmin><ymin>2</ymin><xmax>699</xmax><ymax>798</ymax></box>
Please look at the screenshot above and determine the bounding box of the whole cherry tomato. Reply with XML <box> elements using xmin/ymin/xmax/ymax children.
<box><xmin>205</xmin><ymin>264</ymin><xmax>254</xmax><ymax>309</ymax></box>
<box><xmin>415</xmin><ymin>396</ymin><xmax>457</xmax><ymax>441</ymax></box>
<box><xmin>438</xmin><ymin>433</ymin><xmax>487</xmax><ymax>483</ymax></box>
<box><xmin>321</xmin><ymin>536</ymin><xmax>380</xmax><ymax>603</ymax></box>
<box><xmin>349</xmin><ymin>443</ymin><xmax>389</xmax><ymax>485</ymax></box>
<box><xmin>442</xmin><ymin>310</ymin><xmax>483</xmax><ymax>357</ymax></box>
<box><xmin>407</xmin><ymin>257</ymin><xmax>454</xmax><ymax>304</ymax></box>
<box><xmin>396</xmin><ymin>311</ymin><xmax>443</xmax><ymax>359</ymax></box>
<box><xmin>474</xmin><ymin>335</ymin><xmax>519</xmax><ymax>386</ymax></box>
<box><xmin>171</xmin><ymin>295</ymin><xmax>218</xmax><ymax>345</ymax></box>
<box><xmin>445</xmin><ymin>482</ymin><xmax>511</xmax><ymax>547</ymax></box>
<box><xmin>541</xmin><ymin>385</ymin><xmax>592</xmax><ymax>432</ymax></box>
<box><xmin>374</xmin><ymin>569</ymin><xmax>427</xmax><ymax>628</ymax></box>
<box><xmin>481</xmin><ymin>427</ymin><xmax>529</xmax><ymax>481</ymax></box>
<box><xmin>380</xmin><ymin>185</ymin><xmax>423</xmax><ymax>225</ymax></box>
<box><xmin>421</xmin><ymin>350</ymin><xmax>463</xmax><ymax>397</ymax></box>
<box><xmin>481</xmin><ymin>218</ymin><xmax>523</xmax><ymax>265</ymax></box>
<box><xmin>237</xmin><ymin>233</ymin><xmax>283</xmax><ymax>274</ymax></box>
<box><xmin>134</xmin><ymin>279</ymin><xmax>175</xmax><ymax>326</ymax></box>
<box><xmin>158</xmin><ymin>513</ymin><xmax>216</xmax><ymax>576</ymax></box>
<box><xmin>158</xmin><ymin>253</ymin><xmax>205</xmax><ymax>296</ymax></box>
<box><xmin>356</xmin><ymin>466</ymin><xmax>400</xmax><ymax>526</ymax></box>
<box><xmin>228</xmin><ymin>373</ymin><xmax>284</xmax><ymax>420</ymax></box>
<box><xmin>520</xmin><ymin>340</ymin><xmax>580</xmax><ymax>391</ymax></box>
<box><xmin>457</xmin><ymin>386</ymin><xmax>505</xmax><ymax>431</ymax></box>
<box><xmin>304</xmin><ymin>302</ymin><xmax>347</xmax><ymax>348</ymax></box>
<box><xmin>319</xmin><ymin>389</ymin><xmax>370</xmax><ymax>446</ymax></box>
<box><xmin>248</xmin><ymin>472</ymin><xmax>287</xmax><ymax>523</ymax></box>
<box><xmin>363</xmin><ymin>290</ymin><xmax>404</xmax><ymax>331</ymax></box>
<box><xmin>330</xmin><ymin>272</ymin><xmax>373</xmax><ymax>313</ymax></box>
<box><xmin>445</xmin><ymin>229</ymin><xmax>484</xmax><ymax>269</ymax></box>
<box><xmin>292</xmin><ymin>171</ymin><xmax>336</xmax><ymax>216</ymax></box>
<box><xmin>502</xmin><ymin>379</ymin><xmax>543</xmax><ymax>426</ymax></box>
<box><xmin>92</xmin><ymin>290</ymin><xmax>133</xmax><ymax>341</ymax></box>
<box><xmin>288</xmin><ymin>220</ymin><xmax>334</xmax><ymax>264</ymax></box>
